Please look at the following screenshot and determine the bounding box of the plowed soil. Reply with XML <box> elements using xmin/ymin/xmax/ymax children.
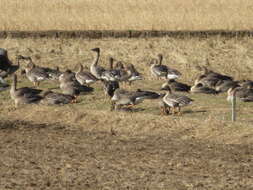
<box><xmin>0</xmin><ymin>120</ymin><xmax>252</xmax><ymax>190</ymax></box>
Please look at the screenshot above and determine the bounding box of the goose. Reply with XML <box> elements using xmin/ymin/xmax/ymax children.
<box><xmin>161</xmin><ymin>79</ymin><xmax>191</xmax><ymax>92</ymax></box>
<box><xmin>150</xmin><ymin>54</ymin><xmax>181</xmax><ymax>80</ymax></box>
<box><xmin>10</xmin><ymin>74</ymin><xmax>42</xmax><ymax>107</ymax></box>
<box><xmin>194</xmin><ymin>74</ymin><xmax>221</xmax><ymax>88</ymax></box>
<box><xmin>126</xmin><ymin>64</ymin><xmax>143</xmax><ymax>85</ymax></box>
<box><xmin>202</xmin><ymin>65</ymin><xmax>233</xmax><ymax>81</ymax></box>
<box><xmin>150</xmin><ymin>56</ymin><xmax>167</xmax><ymax>79</ymax></box>
<box><xmin>227</xmin><ymin>86</ymin><xmax>253</xmax><ymax>102</ymax></box>
<box><xmin>59</xmin><ymin>70</ymin><xmax>93</xmax><ymax>96</ymax></box>
<box><xmin>44</xmin><ymin>66</ymin><xmax>62</xmax><ymax>81</ymax></box>
<box><xmin>101</xmin><ymin>57</ymin><xmax>121</xmax><ymax>82</ymax></box>
<box><xmin>75</xmin><ymin>64</ymin><xmax>97</xmax><ymax>86</ymax></box>
<box><xmin>59</xmin><ymin>69</ymin><xmax>76</xmax><ymax>83</ymax></box>
<box><xmin>239</xmin><ymin>80</ymin><xmax>253</xmax><ymax>89</ymax></box>
<box><xmin>215</xmin><ymin>80</ymin><xmax>239</xmax><ymax>93</ymax></box>
<box><xmin>20</xmin><ymin>56</ymin><xmax>49</xmax><ymax>86</ymax></box>
<box><xmin>0</xmin><ymin>48</ymin><xmax>12</xmax><ymax>77</ymax></box>
<box><xmin>90</xmin><ymin>48</ymin><xmax>106</xmax><ymax>79</ymax></box>
<box><xmin>191</xmin><ymin>83</ymin><xmax>218</xmax><ymax>94</ymax></box>
<box><xmin>0</xmin><ymin>49</ymin><xmax>19</xmax><ymax>78</ymax></box>
<box><xmin>110</xmin><ymin>62</ymin><xmax>142</xmax><ymax>85</ymax></box>
<box><xmin>40</xmin><ymin>90</ymin><xmax>75</xmax><ymax>105</ymax></box>
<box><xmin>102</xmin><ymin>80</ymin><xmax>120</xmax><ymax>98</ymax></box>
<box><xmin>111</xmin><ymin>88</ymin><xmax>160</xmax><ymax>111</ymax></box>
<box><xmin>162</xmin><ymin>86</ymin><xmax>193</xmax><ymax>115</ymax></box>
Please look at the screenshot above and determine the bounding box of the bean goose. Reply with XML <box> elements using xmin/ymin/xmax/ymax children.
<box><xmin>162</xmin><ymin>87</ymin><xmax>193</xmax><ymax>115</ymax></box>
<box><xmin>90</xmin><ymin>48</ymin><xmax>106</xmax><ymax>79</ymax></box>
<box><xmin>75</xmin><ymin>64</ymin><xmax>97</xmax><ymax>86</ymax></box>
<box><xmin>40</xmin><ymin>90</ymin><xmax>75</xmax><ymax>105</ymax></box>
<box><xmin>10</xmin><ymin>74</ymin><xmax>42</xmax><ymax>107</ymax></box>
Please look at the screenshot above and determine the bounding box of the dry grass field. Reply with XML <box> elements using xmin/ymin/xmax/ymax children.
<box><xmin>1</xmin><ymin>0</ymin><xmax>253</xmax><ymax>31</ymax></box>
<box><xmin>0</xmin><ymin>37</ymin><xmax>253</xmax><ymax>189</ymax></box>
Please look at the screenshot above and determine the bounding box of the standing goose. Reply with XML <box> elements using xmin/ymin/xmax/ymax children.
<box><xmin>75</xmin><ymin>64</ymin><xmax>97</xmax><ymax>86</ymax></box>
<box><xmin>150</xmin><ymin>55</ymin><xmax>168</xmax><ymax>79</ymax></box>
<box><xmin>126</xmin><ymin>64</ymin><xmax>142</xmax><ymax>85</ymax></box>
<box><xmin>150</xmin><ymin>54</ymin><xmax>181</xmax><ymax>80</ymax></box>
<box><xmin>59</xmin><ymin>70</ymin><xmax>93</xmax><ymax>97</ymax></box>
<box><xmin>111</xmin><ymin>88</ymin><xmax>160</xmax><ymax>111</ymax></box>
<box><xmin>10</xmin><ymin>74</ymin><xmax>42</xmax><ymax>107</ymax></box>
<box><xmin>101</xmin><ymin>57</ymin><xmax>121</xmax><ymax>82</ymax></box>
<box><xmin>162</xmin><ymin>86</ymin><xmax>193</xmax><ymax>115</ymax></box>
<box><xmin>90</xmin><ymin>48</ymin><xmax>106</xmax><ymax>80</ymax></box>
<box><xmin>21</xmin><ymin>56</ymin><xmax>49</xmax><ymax>86</ymax></box>
<box><xmin>161</xmin><ymin>79</ymin><xmax>191</xmax><ymax>92</ymax></box>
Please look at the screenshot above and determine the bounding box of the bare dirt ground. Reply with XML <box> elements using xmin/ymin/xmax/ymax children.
<box><xmin>0</xmin><ymin>37</ymin><xmax>253</xmax><ymax>189</ymax></box>
<box><xmin>0</xmin><ymin>120</ymin><xmax>252</xmax><ymax>190</ymax></box>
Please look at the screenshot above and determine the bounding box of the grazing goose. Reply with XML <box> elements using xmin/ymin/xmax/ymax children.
<box><xmin>40</xmin><ymin>90</ymin><xmax>75</xmax><ymax>105</ymax></box>
<box><xmin>191</xmin><ymin>83</ymin><xmax>218</xmax><ymax>94</ymax></box>
<box><xmin>20</xmin><ymin>57</ymin><xmax>49</xmax><ymax>86</ymax></box>
<box><xmin>10</xmin><ymin>74</ymin><xmax>42</xmax><ymax>107</ymax></box>
<box><xmin>227</xmin><ymin>86</ymin><xmax>253</xmax><ymax>102</ymax></box>
<box><xmin>75</xmin><ymin>64</ymin><xmax>97</xmax><ymax>86</ymax></box>
<box><xmin>111</xmin><ymin>88</ymin><xmax>160</xmax><ymax>111</ymax></box>
<box><xmin>90</xmin><ymin>48</ymin><xmax>106</xmax><ymax>79</ymax></box>
<box><xmin>162</xmin><ymin>87</ymin><xmax>193</xmax><ymax>115</ymax></box>
<box><xmin>161</xmin><ymin>79</ymin><xmax>191</xmax><ymax>92</ymax></box>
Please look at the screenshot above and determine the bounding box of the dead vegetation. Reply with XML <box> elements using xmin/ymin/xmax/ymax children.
<box><xmin>0</xmin><ymin>36</ymin><xmax>253</xmax><ymax>189</ymax></box>
<box><xmin>1</xmin><ymin>0</ymin><xmax>253</xmax><ymax>31</ymax></box>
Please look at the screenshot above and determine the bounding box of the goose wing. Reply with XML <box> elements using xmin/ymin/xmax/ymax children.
<box><xmin>153</xmin><ymin>65</ymin><xmax>168</xmax><ymax>75</ymax></box>
<box><xmin>30</xmin><ymin>67</ymin><xmax>49</xmax><ymax>80</ymax></box>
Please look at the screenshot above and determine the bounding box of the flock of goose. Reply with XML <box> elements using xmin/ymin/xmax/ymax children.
<box><xmin>0</xmin><ymin>47</ymin><xmax>253</xmax><ymax>115</ymax></box>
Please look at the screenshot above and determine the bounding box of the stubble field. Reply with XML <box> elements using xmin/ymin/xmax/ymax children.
<box><xmin>0</xmin><ymin>36</ymin><xmax>253</xmax><ymax>189</ymax></box>
<box><xmin>1</xmin><ymin>0</ymin><xmax>253</xmax><ymax>31</ymax></box>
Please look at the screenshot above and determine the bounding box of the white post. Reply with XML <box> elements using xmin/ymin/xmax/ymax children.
<box><xmin>231</xmin><ymin>95</ymin><xmax>236</xmax><ymax>122</ymax></box>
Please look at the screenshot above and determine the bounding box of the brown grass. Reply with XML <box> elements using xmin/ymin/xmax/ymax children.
<box><xmin>0</xmin><ymin>37</ymin><xmax>253</xmax><ymax>189</ymax></box>
<box><xmin>1</xmin><ymin>0</ymin><xmax>253</xmax><ymax>31</ymax></box>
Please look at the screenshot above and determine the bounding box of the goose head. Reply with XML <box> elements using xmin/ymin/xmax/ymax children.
<box><xmin>91</xmin><ymin>47</ymin><xmax>100</xmax><ymax>53</ymax></box>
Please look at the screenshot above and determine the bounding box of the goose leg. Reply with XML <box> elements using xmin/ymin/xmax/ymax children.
<box><xmin>166</xmin><ymin>107</ymin><xmax>171</xmax><ymax>115</ymax></box>
<box><xmin>160</xmin><ymin>106</ymin><xmax>166</xmax><ymax>115</ymax></box>
<box><xmin>177</xmin><ymin>107</ymin><xmax>182</xmax><ymax>116</ymax></box>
